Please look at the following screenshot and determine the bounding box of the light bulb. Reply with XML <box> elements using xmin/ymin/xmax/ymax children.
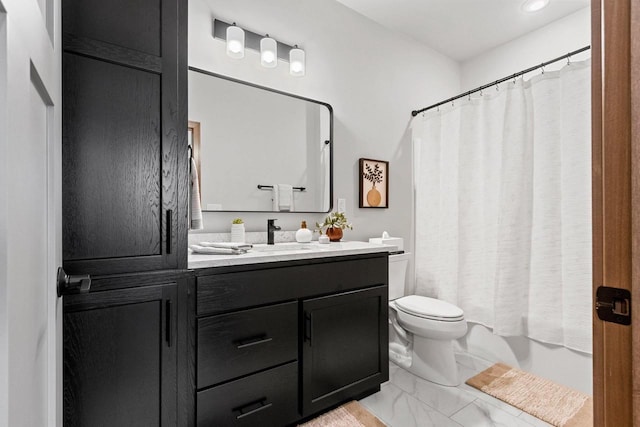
<box><xmin>262</xmin><ymin>51</ymin><xmax>275</xmax><ymax>64</ymax></box>
<box><xmin>228</xmin><ymin>40</ymin><xmax>242</xmax><ymax>54</ymax></box>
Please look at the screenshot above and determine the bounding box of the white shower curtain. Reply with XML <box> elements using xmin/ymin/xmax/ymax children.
<box><xmin>412</xmin><ymin>60</ymin><xmax>592</xmax><ymax>353</ymax></box>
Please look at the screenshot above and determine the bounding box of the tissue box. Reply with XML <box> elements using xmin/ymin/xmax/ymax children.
<box><xmin>368</xmin><ymin>237</ymin><xmax>403</xmax><ymax>251</ymax></box>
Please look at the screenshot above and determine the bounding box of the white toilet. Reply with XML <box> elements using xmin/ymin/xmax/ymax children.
<box><xmin>388</xmin><ymin>252</ymin><xmax>467</xmax><ymax>386</ymax></box>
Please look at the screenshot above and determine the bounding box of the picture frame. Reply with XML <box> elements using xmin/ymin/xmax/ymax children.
<box><xmin>359</xmin><ymin>158</ymin><xmax>389</xmax><ymax>208</ymax></box>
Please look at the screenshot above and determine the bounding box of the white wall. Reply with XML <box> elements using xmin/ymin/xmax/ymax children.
<box><xmin>456</xmin><ymin>7</ymin><xmax>593</xmax><ymax>395</ymax></box>
<box><xmin>189</xmin><ymin>0</ymin><xmax>460</xmax><ymax>255</ymax></box>
<box><xmin>461</xmin><ymin>7</ymin><xmax>591</xmax><ymax>91</ymax></box>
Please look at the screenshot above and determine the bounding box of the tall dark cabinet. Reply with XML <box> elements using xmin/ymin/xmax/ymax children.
<box><xmin>61</xmin><ymin>0</ymin><xmax>189</xmax><ymax>425</ymax></box>
<box><xmin>62</xmin><ymin>0</ymin><xmax>188</xmax><ymax>276</ymax></box>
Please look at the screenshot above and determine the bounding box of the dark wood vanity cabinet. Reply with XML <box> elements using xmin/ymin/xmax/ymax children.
<box><xmin>61</xmin><ymin>0</ymin><xmax>188</xmax><ymax>276</ymax></box>
<box><xmin>194</xmin><ymin>254</ymin><xmax>389</xmax><ymax>426</ymax></box>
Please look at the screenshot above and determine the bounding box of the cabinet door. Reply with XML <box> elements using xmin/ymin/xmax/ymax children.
<box><xmin>61</xmin><ymin>0</ymin><xmax>187</xmax><ymax>275</ymax></box>
<box><xmin>302</xmin><ymin>285</ymin><xmax>389</xmax><ymax>417</ymax></box>
<box><xmin>63</xmin><ymin>283</ymin><xmax>178</xmax><ymax>426</ymax></box>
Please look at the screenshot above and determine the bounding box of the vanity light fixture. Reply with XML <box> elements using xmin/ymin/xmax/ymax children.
<box><xmin>521</xmin><ymin>0</ymin><xmax>550</xmax><ymax>13</ymax></box>
<box><xmin>289</xmin><ymin>45</ymin><xmax>305</xmax><ymax>77</ymax></box>
<box><xmin>214</xmin><ymin>19</ymin><xmax>306</xmax><ymax>77</ymax></box>
<box><xmin>226</xmin><ymin>23</ymin><xmax>245</xmax><ymax>59</ymax></box>
<box><xmin>260</xmin><ymin>35</ymin><xmax>278</xmax><ymax>68</ymax></box>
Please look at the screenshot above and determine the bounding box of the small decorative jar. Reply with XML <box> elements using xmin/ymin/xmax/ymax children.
<box><xmin>295</xmin><ymin>221</ymin><xmax>312</xmax><ymax>243</ymax></box>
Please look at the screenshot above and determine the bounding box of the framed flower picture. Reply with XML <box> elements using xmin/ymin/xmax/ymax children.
<box><xmin>359</xmin><ymin>158</ymin><xmax>389</xmax><ymax>208</ymax></box>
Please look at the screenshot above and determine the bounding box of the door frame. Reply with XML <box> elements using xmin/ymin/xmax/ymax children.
<box><xmin>592</xmin><ymin>0</ymin><xmax>639</xmax><ymax>424</ymax></box>
<box><xmin>632</xmin><ymin>0</ymin><xmax>640</xmax><ymax>422</ymax></box>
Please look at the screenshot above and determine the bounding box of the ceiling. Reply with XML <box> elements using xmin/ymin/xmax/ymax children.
<box><xmin>334</xmin><ymin>0</ymin><xmax>589</xmax><ymax>61</ymax></box>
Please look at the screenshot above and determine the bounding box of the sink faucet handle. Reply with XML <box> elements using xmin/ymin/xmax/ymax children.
<box><xmin>267</xmin><ymin>218</ymin><xmax>281</xmax><ymax>230</ymax></box>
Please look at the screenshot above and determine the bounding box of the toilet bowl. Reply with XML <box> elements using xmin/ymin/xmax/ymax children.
<box><xmin>388</xmin><ymin>251</ymin><xmax>467</xmax><ymax>386</ymax></box>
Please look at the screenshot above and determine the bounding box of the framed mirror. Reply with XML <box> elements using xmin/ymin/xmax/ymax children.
<box><xmin>188</xmin><ymin>67</ymin><xmax>333</xmax><ymax>212</ymax></box>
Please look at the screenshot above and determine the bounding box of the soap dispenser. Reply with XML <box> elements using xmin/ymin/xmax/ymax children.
<box><xmin>295</xmin><ymin>221</ymin><xmax>312</xmax><ymax>243</ymax></box>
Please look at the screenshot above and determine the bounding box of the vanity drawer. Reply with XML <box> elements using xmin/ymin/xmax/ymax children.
<box><xmin>197</xmin><ymin>361</ymin><xmax>298</xmax><ymax>427</ymax></box>
<box><xmin>197</xmin><ymin>255</ymin><xmax>388</xmax><ymax>316</ymax></box>
<box><xmin>197</xmin><ymin>301</ymin><xmax>297</xmax><ymax>388</ymax></box>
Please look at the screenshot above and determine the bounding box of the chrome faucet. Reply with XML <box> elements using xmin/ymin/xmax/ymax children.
<box><xmin>267</xmin><ymin>219</ymin><xmax>281</xmax><ymax>245</ymax></box>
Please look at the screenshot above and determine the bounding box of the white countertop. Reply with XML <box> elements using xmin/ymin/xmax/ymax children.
<box><xmin>188</xmin><ymin>241</ymin><xmax>396</xmax><ymax>269</ymax></box>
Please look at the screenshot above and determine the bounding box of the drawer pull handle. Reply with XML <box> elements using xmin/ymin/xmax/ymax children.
<box><xmin>304</xmin><ymin>312</ymin><xmax>313</xmax><ymax>345</ymax></box>
<box><xmin>166</xmin><ymin>209</ymin><xmax>173</xmax><ymax>254</ymax></box>
<box><xmin>235</xmin><ymin>335</ymin><xmax>273</xmax><ymax>349</ymax></box>
<box><xmin>234</xmin><ymin>398</ymin><xmax>273</xmax><ymax>420</ymax></box>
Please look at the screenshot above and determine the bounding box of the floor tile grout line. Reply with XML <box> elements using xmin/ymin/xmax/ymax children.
<box><xmin>447</xmin><ymin>398</ymin><xmax>478</xmax><ymax>419</ymax></box>
<box><xmin>389</xmin><ymin>378</ymin><xmax>478</xmax><ymax>420</ymax></box>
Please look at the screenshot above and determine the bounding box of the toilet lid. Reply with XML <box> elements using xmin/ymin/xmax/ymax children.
<box><xmin>395</xmin><ymin>295</ymin><xmax>464</xmax><ymax>321</ymax></box>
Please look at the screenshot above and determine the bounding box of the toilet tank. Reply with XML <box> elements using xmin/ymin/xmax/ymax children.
<box><xmin>389</xmin><ymin>252</ymin><xmax>410</xmax><ymax>300</ymax></box>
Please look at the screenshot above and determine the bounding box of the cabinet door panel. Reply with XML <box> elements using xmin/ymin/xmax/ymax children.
<box><xmin>63</xmin><ymin>284</ymin><xmax>177</xmax><ymax>426</ymax></box>
<box><xmin>63</xmin><ymin>53</ymin><xmax>161</xmax><ymax>262</ymax></box>
<box><xmin>61</xmin><ymin>0</ymin><xmax>186</xmax><ymax>275</ymax></box>
<box><xmin>62</xmin><ymin>0</ymin><xmax>161</xmax><ymax>56</ymax></box>
<box><xmin>302</xmin><ymin>285</ymin><xmax>388</xmax><ymax>416</ymax></box>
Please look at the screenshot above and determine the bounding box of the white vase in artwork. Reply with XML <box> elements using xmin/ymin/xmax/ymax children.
<box><xmin>230</xmin><ymin>223</ymin><xmax>245</xmax><ymax>243</ymax></box>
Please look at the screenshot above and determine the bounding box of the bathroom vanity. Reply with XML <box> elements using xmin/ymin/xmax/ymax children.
<box><xmin>59</xmin><ymin>0</ymin><xmax>388</xmax><ymax>424</ymax></box>
<box><xmin>191</xmin><ymin>243</ymin><xmax>390</xmax><ymax>426</ymax></box>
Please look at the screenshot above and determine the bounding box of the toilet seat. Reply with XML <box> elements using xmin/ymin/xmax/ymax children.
<box><xmin>395</xmin><ymin>295</ymin><xmax>464</xmax><ymax>322</ymax></box>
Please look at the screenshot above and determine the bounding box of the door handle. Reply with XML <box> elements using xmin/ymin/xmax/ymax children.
<box><xmin>57</xmin><ymin>267</ymin><xmax>91</xmax><ymax>297</ymax></box>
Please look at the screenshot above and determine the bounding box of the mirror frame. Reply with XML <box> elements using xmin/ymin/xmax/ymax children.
<box><xmin>188</xmin><ymin>66</ymin><xmax>334</xmax><ymax>213</ymax></box>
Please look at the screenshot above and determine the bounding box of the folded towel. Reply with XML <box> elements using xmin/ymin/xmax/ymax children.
<box><xmin>271</xmin><ymin>185</ymin><xmax>279</xmax><ymax>211</ymax></box>
<box><xmin>189</xmin><ymin>245</ymin><xmax>247</xmax><ymax>255</ymax></box>
<box><xmin>190</xmin><ymin>157</ymin><xmax>203</xmax><ymax>230</ymax></box>
<box><xmin>199</xmin><ymin>241</ymin><xmax>253</xmax><ymax>250</ymax></box>
<box><xmin>273</xmin><ymin>184</ymin><xmax>293</xmax><ymax>211</ymax></box>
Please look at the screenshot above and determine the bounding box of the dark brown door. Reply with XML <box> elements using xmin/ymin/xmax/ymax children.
<box><xmin>301</xmin><ymin>285</ymin><xmax>388</xmax><ymax>417</ymax></box>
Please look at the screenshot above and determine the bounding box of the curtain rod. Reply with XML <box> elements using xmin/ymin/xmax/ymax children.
<box><xmin>411</xmin><ymin>45</ymin><xmax>591</xmax><ymax>117</ymax></box>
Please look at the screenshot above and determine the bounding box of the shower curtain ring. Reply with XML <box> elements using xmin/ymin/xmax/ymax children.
<box><xmin>567</xmin><ymin>55</ymin><xmax>571</xmax><ymax>65</ymax></box>
<box><xmin>495</xmin><ymin>83</ymin><xmax>499</xmax><ymax>91</ymax></box>
<box><xmin>540</xmin><ymin>64</ymin><xmax>545</xmax><ymax>74</ymax></box>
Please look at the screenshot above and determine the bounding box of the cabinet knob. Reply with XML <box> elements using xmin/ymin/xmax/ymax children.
<box><xmin>57</xmin><ymin>267</ymin><xmax>91</xmax><ymax>297</ymax></box>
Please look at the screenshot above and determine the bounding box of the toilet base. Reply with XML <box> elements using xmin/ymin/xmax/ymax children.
<box><xmin>407</xmin><ymin>336</ymin><xmax>460</xmax><ymax>386</ymax></box>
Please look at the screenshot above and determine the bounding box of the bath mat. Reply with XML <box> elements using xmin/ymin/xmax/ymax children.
<box><xmin>299</xmin><ymin>401</ymin><xmax>385</xmax><ymax>427</ymax></box>
<box><xmin>465</xmin><ymin>362</ymin><xmax>592</xmax><ymax>427</ymax></box>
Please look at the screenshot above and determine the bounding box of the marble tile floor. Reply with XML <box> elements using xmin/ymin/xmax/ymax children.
<box><xmin>360</xmin><ymin>355</ymin><xmax>554</xmax><ymax>427</ymax></box>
